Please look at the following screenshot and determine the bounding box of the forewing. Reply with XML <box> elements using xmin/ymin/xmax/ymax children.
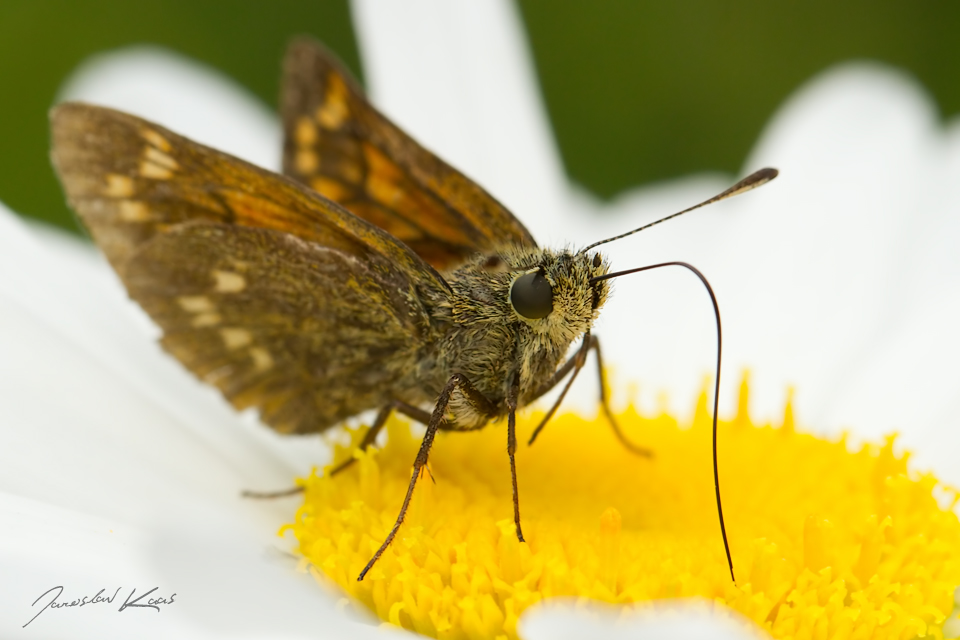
<box><xmin>50</xmin><ymin>103</ymin><xmax>437</xmax><ymax>285</ymax></box>
<box><xmin>50</xmin><ymin>103</ymin><xmax>444</xmax><ymax>433</ymax></box>
<box><xmin>281</xmin><ymin>37</ymin><xmax>536</xmax><ymax>271</ymax></box>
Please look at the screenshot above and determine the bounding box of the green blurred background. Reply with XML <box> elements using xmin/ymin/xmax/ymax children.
<box><xmin>2</xmin><ymin>0</ymin><xmax>959</xmax><ymax>233</ymax></box>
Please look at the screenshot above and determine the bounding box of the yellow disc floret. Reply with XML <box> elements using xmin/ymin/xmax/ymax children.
<box><xmin>284</xmin><ymin>379</ymin><xmax>960</xmax><ymax>639</ymax></box>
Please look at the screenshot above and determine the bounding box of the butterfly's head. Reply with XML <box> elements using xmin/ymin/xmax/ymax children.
<box><xmin>505</xmin><ymin>248</ymin><xmax>611</xmax><ymax>345</ymax></box>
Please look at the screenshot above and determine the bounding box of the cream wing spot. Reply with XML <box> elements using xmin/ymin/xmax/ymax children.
<box><xmin>249</xmin><ymin>347</ymin><xmax>274</xmax><ymax>371</ymax></box>
<box><xmin>177</xmin><ymin>295</ymin><xmax>215</xmax><ymax>313</ymax></box>
<box><xmin>141</xmin><ymin>128</ymin><xmax>172</xmax><ymax>152</ymax></box>
<box><xmin>316</xmin><ymin>76</ymin><xmax>349</xmax><ymax>130</ymax></box>
<box><xmin>144</xmin><ymin>146</ymin><xmax>178</xmax><ymax>169</ymax></box>
<box><xmin>139</xmin><ymin>146</ymin><xmax>179</xmax><ymax>180</ymax></box>
<box><xmin>118</xmin><ymin>200</ymin><xmax>151</xmax><ymax>222</ymax></box>
<box><xmin>213</xmin><ymin>270</ymin><xmax>246</xmax><ymax>293</ymax></box>
<box><xmin>104</xmin><ymin>174</ymin><xmax>134</xmax><ymax>198</ymax></box>
<box><xmin>295</xmin><ymin>149</ymin><xmax>319</xmax><ymax>174</ymax></box>
<box><xmin>191</xmin><ymin>312</ymin><xmax>221</xmax><ymax>328</ymax></box>
<box><xmin>177</xmin><ymin>296</ymin><xmax>220</xmax><ymax>327</ymax></box>
<box><xmin>220</xmin><ymin>328</ymin><xmax>252</xmax><ymax>350</ymax></box>
<box><xmin>139</xmin><ymin>160</ymin><xmax>173</xmax><ymax>180</ymax></box>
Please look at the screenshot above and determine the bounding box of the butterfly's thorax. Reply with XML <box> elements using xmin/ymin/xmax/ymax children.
<box><xmin>414</xmin><ymin>246</ymin><xmax>610</xmax><ymax>428</ymax></box>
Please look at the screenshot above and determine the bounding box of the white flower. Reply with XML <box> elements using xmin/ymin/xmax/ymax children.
<box><xmin>1</xmin><ymin>0</ymin><xmax>957</xmax><ymax>638</ymax></box>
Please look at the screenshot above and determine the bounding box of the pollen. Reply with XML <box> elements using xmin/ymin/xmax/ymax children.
<box><xmin>284</xmin><ymin>378</ymin><xmax>960</xmax><ymax>639</ymax></box>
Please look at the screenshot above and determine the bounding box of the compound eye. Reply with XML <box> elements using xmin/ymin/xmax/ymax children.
<box><xmin>510</xmin><ymin>269</ymin><xmax>553</xmax><ymax>319</ymax></box>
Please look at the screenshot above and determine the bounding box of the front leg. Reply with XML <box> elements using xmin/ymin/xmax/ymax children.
<box><xmin>242</xmin><ymin>400</ymin><xmax>431</xmax><ymax>498</ymax></box>
<box><xmin>526</xmin><ymin>332</ymin><xmax>593</xmax><ymax>445</ymax></box>
<box><xmin>358</xmin><ymin>373</ymin><xmax>497</xmax><ymax>581</ymax></box>
<box><xmin>527</xmin><ymin>334</ymin><xmax>652</xmax><ymax>458</ymax></box>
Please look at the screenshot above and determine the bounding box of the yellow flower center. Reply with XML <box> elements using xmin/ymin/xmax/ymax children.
<box><xmin>283</xmin><ymin>379</ymin><xmax>960</xmax><ymax>639</ymax></box>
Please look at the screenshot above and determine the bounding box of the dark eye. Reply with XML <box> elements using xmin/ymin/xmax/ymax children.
<box><xmin>510</xmin><ymin>270</ymin><xmax>553</xmax><ymax>319</ymax></box>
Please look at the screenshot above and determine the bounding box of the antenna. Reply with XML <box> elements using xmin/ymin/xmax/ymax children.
<box><xmin>581</xmin><ymin>167</ymin><xmax>778</xmax><ymax>253</ymax></box>
<box><xmin>590</xmin><ymin>261</ymin><xmax>736</xmax><ymax>583</ymax></box>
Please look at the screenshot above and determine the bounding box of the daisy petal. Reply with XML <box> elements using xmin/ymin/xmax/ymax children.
<box><xmin>519</xmin><ymin>600</ymin><xmax>766</xmax><ymax>640</ymax></box>
<box><xmin>0</xmin><ymin>493</ymin><xmax>387</xmax><ymax>640</ymax></box>
<box><xmin>556</xmin><ymin>65</ymin><xmax>960</xmax><ymax>489</ymax></box>
<box><xmin>351</xmin><ymin>0</ymin><xmax>569</xmax><ymax>235</ymax></box>
<box><xmin>58</xmin><ymin>46</ymin><xmax>280</xmax><ymax>171</ymax></box>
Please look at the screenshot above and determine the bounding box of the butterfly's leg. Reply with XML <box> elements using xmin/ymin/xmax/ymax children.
<box><xmin>527</xmin><ymin>332</ymin><xmax>593</xmax><ymax>445</ymax></box>
<box><xmin>432</xmin><ymin>378</ymin><xmax>526</xmax><ymax>543</ymax></box>
<box><xmin>505</xmin><ymin>374</ymin><xmax>525</xmax><ymax>543</ymax></box>
<box><xmin>588</xmin><ymin>335</ymin><xmax>652</xmax><ymax>458</ymax></box>
<box><xmin>329</xmin><ymin>401</ymin><xmax>431</xmax><ymax>476</ymax></box>
<box><xmin>241</xmin><ymin>485</ymin><xmax>304</xmax><ymax>499</ymax></box>
<box><xmin>358</xmin><ymin>373</ymin><xmax>496</xmax><ymax>581</ymax></box>
<box><xmin>526</xmin><ymin>333</ymin><xmax>652</xmax><ymax>457</ymax></box>
<box><xmin>244</xmin><ymin>401</ymin><xmax>431</xmax><ymax>498</ymax></box>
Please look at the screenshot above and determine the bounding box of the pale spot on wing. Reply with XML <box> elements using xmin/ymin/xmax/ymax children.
<box><xmin>295</xmin><ymin>149</ymin><xmax>318</xmax><ymax>174</ymax></box>
<box><xmin>213</xmin><ymin>270</ymin><xmax>246</xmax><ymax>293</ymax></box>
<box><xmin>139</xmin><ymin>160</ymin><xmax>174</xmax><ymax>180</ymax></box>
<box><xmin>220</xmin><ymin>327</ymin><xmax>252</xmax><ymax>349</ymax></box>
<box><xmin>316</xmin><ymin>75</ymin><xmax>348</xmax><ymax>129</ymax></box>
<box><xmin>249</xmin><ymin>346</ymin><xmax>274</xmax><ymax>371</ymax></box>
<box><xmin>192</xmin><ymin>312</ymin><xmax>221</xmax><ymax>328</ymax></box>
<box><xmin>104</xmin><ymin>174</ymin><xmax>134</xmax><ymax>198</ymax></box>
<box><xmin>139</xmin><ymin>146</ymin><xmax>179</xmax><ymax>180</ymax></box>
<box><xmin>144</xmin><ymin>146</ymin><xmax>178</xmax><ymax>169</ymax></box>
<box><xmin>295</xmin><ymin>116</ymin><xmax>317</xmax><ymax>146</ymax></box>
<box><xmin>118</xmin><ymin>200</ymin><xmax>151</xmax><ymax>222</ymax></box>
<box><xmin>177</xmin><ymin>295</ymin><xmax>215</xmax><ymax>313</ymax></box>
<box><xmin>141</xmin><ymin>128</ymin><xmax>172</xmax><ymax>152</ymax></box>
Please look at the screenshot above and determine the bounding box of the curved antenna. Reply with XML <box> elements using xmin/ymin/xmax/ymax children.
<box><xmin>590</xmin><ymin>261</ymin><xmax>735</xmax><ymax>583</ymax></box>
<box><xmin>582</xmin><ymin>167</ymin><xmax>778</xmax><ymax>253</ymax></box>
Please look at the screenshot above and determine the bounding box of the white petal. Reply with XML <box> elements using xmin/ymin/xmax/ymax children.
<box><xmin>519</xmin><ymin>599</ymin><xmax>768</xmax><ymax>640</ymax></box>
<box><xmin>57</xmin><ymin>46</ymin><xmax>280</xmax><ymax>171</ymax></box>
<box><xmin>0</xmin><ymin>493</ymin><xmax>391</xmax><ymax>639</ymax></box>
<box><xmin>554</xmin><ymin>63</ymin><xmax>960</xmax><ymax>489</ymax></box>
<box><xmin>351</xmin><ymin>0</ymin><xmax>570</xmax><ymax>235</ymax></box>
<box><xmin>0</xmin><ymin>205</ymin><xmax>329</xmax><ymax>493</ymax></box>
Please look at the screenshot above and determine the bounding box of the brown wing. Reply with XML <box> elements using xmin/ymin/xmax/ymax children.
<box><xmin>124</xmin><ymin>222</ymin><xmax>426</xmax><ymax>433</ymax></box>
<box><xmin>281</xmin><ymin>37</ymin><xmax>536</xmax><ymax>272</ymax></box>
<box><xmin>51</xmin><ymin>103</ymin><xmax>444</xmax><ymax>434</ymax></box>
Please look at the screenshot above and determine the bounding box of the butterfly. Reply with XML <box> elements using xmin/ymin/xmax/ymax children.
<box><xmin>51</xmin><ymin>37</ymin><xmax>775</xmax><ymax>580</ymax></box>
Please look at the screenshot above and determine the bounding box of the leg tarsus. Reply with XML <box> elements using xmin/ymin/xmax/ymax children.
<box><xmin>357</xmin><ymin>373</ymin><xmax>496</xmax><ymax>581</ymax></box>
<box><xmin>241</xmin><ymin>485</ymin><xmax>304</xmax><ymax>499</ymax></box>
<box><xmin>591</xmin><ymin>336</ymin><xmax>654</xmax><ymax>459</ymax></box>
<box><xmin>527</xmin><ymin>333</ymin><xmax>654</xmax><ymax>458</ymax></box>
<box><xmin>506</xmin><ymin>374</ymin><xmax>525</xmax><ymax>543</ymax></box>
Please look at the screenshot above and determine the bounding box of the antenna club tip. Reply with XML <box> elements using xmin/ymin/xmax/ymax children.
<box><xmin>759</xmin><ymin>167</ymin><xmax>779</xmax><ymax>180</ymax></box>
